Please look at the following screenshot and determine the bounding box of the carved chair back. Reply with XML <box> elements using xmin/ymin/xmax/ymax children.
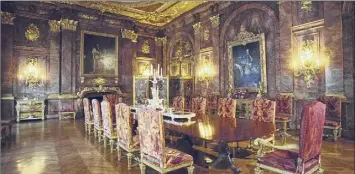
<box><xmin>83</xmin><ymin>98</ymin><xmax>93</xmax><ymax>123</ymax></box>
<box><xmin>172</xmin><ymin>96</ymin><xmax>185</xmax><ymax>111</ymax></box>
<box><xmin>218</xmin><ymin>98</ymin><xmax>237</xmax><ymax>118</ymax></box>
<box><xmin>251</xmin><ymin>98</ymin><xmax>276</xmax><ymax>123</ymax></box>
<box><xmin>92</xmin><ymin>99</ymin><xmax>102</xmax><ymax>130</ymax></box>
<box><xmin>317</xmin><ymin>95</ymin><xmax>342</xmax><ymax>123</ymax></box>
<box><xmin>275</xmin><ymin>94</ymin><xmax>293</xmax><ymax>116</ymax></box>
<box><xmin>101</xmin><ymin>101</ymin><xmax>115</xmax><ymax>138</ymax></box>
<box><xmin>137</xmin><ymin>109</ymin><xmax>166</xmax><ymax>168</ymax></box>
<box><xmin>115</xmin><ymin>103</ymin><xmax>134</xmax><ymax>149</ymax></box>
<box><xmin>191</xmin><ymin>97</ymin><xmax>207</xmax><ymax>114</ymax></box>
<box><xmin>298</xmin><ymin>101</ymin><xmax>326</xmax><ymax>167</ymax></box>
<box><xmin>207</xmin><ymin>94</ymin><xmax>219</xmax><ymax>112</ymax></box>
<box><xmin>103</xmin><ymin>94</ymin><xmax>119</xmax><ymax>123</ymax></box>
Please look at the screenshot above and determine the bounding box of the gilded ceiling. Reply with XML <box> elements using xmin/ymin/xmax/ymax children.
<box><xmin>54</xmin><ymin>1</ymin><xmax>205</xmax><ymax>26</ymax></box>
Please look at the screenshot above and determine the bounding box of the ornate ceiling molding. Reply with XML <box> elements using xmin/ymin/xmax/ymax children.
<box><xmin>121</xmin><ymin>29</ymin><xmax>138</xmax><ymax>42</ymax></box>
<box><xmin>51</xmin><ymin>1</ymin><xmax>205</xmax><ymax>26</ymax></box>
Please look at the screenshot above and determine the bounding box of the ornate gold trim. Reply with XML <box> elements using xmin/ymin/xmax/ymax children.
<box><xmin>155</xmin><ymin>36</ymin><xmax>167</xmax><ymax>46</ymax></box>
<box><xmin>209</xmin><ymin>15</ymin><xmax>220</xmax><ymax>28</ymax></box>
<box><xmin>48</xmin><ymin>20</ymin><xmax>61</xmax><ymax>33</ymax></box>
<box><xmin>1</xmin><ymin>95</ymin><xmax>15</xmax><ymax>100</ymax></box>
<box><xmin>1</xmin><ymin>11</ymin><xmax>15</xmax><ymax>25</ymax></box>
<box><xmin>121</xmin><ymin>29</ymin><xmax>138</xmax><ymax>42</ymax></box>
<box><xmin>77</xmin><ymin>86</ymin><xmax>122</xmax><ymax>98</ymax></box>
<box><xmin>193</xmin><ymin>22</ymin><xmax>201</xmax><ymax>34</ymax></box>
<box><xmin>25</xmin><ymin>24</ymin><xmax>40</xmax><ymax>41</ymax></box>
<box><xmin>60</xmin><ymin>18</ymin><xmax>78</xmax><ymax>31</ymax></box>
<box><xmin>78</xmin><ymin>13</ymin><xmax>98</xmax><ymax>20</ymax></box>
<box><xmin>105</xmin><ymin>19</ymin><xmax>121</xmax><ymax>25</ymax></box>
<box><xmin>47</xmin><ymin>93</ymin><xmax>78</xmax><ymax>99</ymax></box>
<box><xmin>80</xmin><ymin>30</ymin><xmax>119</xmax><ymax>77</ymax></box>
<box><xmin>142</xmin><ymin>40</ymin><xmax>150</xmax><ymax>54</ymax></box>
<box><xmin>227</xmin><ymin>26</ymin><xmax>267</xmax><ymax>93</ymax></box>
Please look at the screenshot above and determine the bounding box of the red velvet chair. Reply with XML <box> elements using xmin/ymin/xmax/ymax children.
<box><xmin>317</xmin><ymin>95</ymin><xmax>342</xmax><ymax>141</ymax></box>
<box><xmin>218</xmin><ymin>98</ymin><xmax>237</xmax><ymax>118</ymax></box>
<box><xmin>92</xmin><ymin>99</ymin><xmax>103</xmax><ymax>142</ymax></box>
<box><xmin>172</xmin><ymin>96</ymin><xmax>185</xmax><ymax>112</ymax></box>
<box><xmin>83</xmin><ymin>98</ymin><xmax>94</xmax><ymax>134</ymax></box>
<box><xmin>101</xmin><ymin>101</ymin><xmax>117</xmax><ymax>152</ymax></box>
<box><xmin>191</xmin><ymin>97</ymin><xmax>207</xmax><ymax>115</ymax></box>
<box><xmin>206</xmin><ymin>93</ymin><xmax>219</xmax><ymax>115</ymax></box>
<box><xmin>254</xmin><ymin>101</ymin><xmax>326</xmax><ymax>174</ymax></box>
<box><xmin>103</xmin><ymin>94</ymin><xmax>120</xmax><ymax>123</ymax></box>
<box><xmin>275</xmin><ymin>93</ymin><xmax>294</xmax><ymax>134</ymax></box>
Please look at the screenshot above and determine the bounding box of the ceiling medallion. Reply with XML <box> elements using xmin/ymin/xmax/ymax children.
<box><xmin>25</xmin><ymin>24</ymin><xmax>40</xmax><ymax>41</ymax></box>
<box><xmin>142</xmin><ymin>40</ymin><xmax>150</xmax><ymax>54</ymax></box>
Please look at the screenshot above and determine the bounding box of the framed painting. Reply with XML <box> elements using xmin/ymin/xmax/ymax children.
<box><xmin>227</xmin><ymin>26</ymin><xmax>267</xmax><ymax>93</ymax></box>
<box><xmin>80</xmin><ymin>30</ymin><xmax>118</xmax><ymax>77</ymax></box>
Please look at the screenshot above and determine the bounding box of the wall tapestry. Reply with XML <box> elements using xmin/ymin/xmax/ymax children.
<box><xmin>80</xmin><ymin>31</ymin><xmax>118</xmax><ymax>77</ymax></box>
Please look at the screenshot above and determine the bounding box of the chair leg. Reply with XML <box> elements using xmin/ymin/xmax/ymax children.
<box><xmin>254</xmin><ymin>165</ymin><xmax>264</xmax><ymax>174</ymax></box>
<box><xmin>104</xmin><ymin>137</ymin><xmax>107</xmax><ymax>147</ymax></box>
<box><xmin>127</xmin><ymin>153</ymin><xmax>133</xmax><ymax>170</ymax></box>
<box><xmin>85</xmin><ymin>123</ymin><xmax>87</xmax><ymax>132</ymax></box>
<box><xmin>316</xmin><ymin>168</ymin><xmax>324</xmax><ymax>174</ymax></box>
<box><xmin>140</xmin><ymin>163</ymin><xmax>146</xmax><ymax>174</ymax></box>
<box><xmin>117</xmin><ymin>146</ymin><xmax>121</xmax><ymax>161</ymax></box>
<box><xmin>94</xmin><ymin>130</ymin><xmax>97</xmax><ymax>138</ymax></box>
<box><xmin>333</xmin><ymin>129</ymin><xmax>338</xmax><ymax>141</ymax></box>
<box><xmin>283</xmin><ymin>121</ymin><xmax>287</xmax><ymax>133</ymax></box>
<box><xmin>98</xmin><ymin>130</ymin><xmax>102</xmax><ymax>142</ymax></box>
<box><xmin>187</xmin><ymin>165</ymin><xmax>194</xmax><ymax>174</ymax></box>
<box><xmin>88</xmin><ymin>125</ymin><xmax>91</xmax><ymax>134</ymax></box>
<box><xmin>339</xmin><ymin>128</ymin><xmax>342</xmax><ymax>138</ymax></box>
<box><xmin>110</xmin><ymin>139</ymin><xmax>115</xmax><ymax>152</ymax></box>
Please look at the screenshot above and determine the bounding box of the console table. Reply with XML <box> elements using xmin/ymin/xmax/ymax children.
<box><xmin>16</xmin><ymin>99</ymin><xmax>46</xmax><ymax>122</ymax></box>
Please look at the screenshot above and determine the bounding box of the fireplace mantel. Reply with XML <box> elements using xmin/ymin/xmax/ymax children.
<box><xmin>77</xmin><ymin>85</ymin><xmax>122</xmax><ymax>98</ymax></box>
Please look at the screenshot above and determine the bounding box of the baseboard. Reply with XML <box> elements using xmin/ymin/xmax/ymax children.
<box><xmin>342</xmin><ymin>129</ymin><xmax>355</xmax><ymax>140</ymax></box>
<box><xmin>46</xmin><ymin>114</ymin><xmax>59</xmax><ymax>119</ymax></box>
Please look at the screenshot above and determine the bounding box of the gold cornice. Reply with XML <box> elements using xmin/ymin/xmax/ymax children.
<box><xmin>78</xmin><ymin>13</ymin><xmax>98</xmax><ymax>20</ymax></box>
<box><xmin>48</xmin><ymin>20</ymin><xmax>61</xmax><ymax>33</ymax></box>
<box><xmin>60</xmin><ymin>18</ymin><xmax>78</xmax><ymax>31</ymax></box>
<box><xmin>1</xmin><ymin>11</ymin><xmax>16</xmax><ymax>25</ymax></box>
<box><xmin>121</xmin><ymin>29</ymin><xmax>138</xmax><ymax>42</ymax></box>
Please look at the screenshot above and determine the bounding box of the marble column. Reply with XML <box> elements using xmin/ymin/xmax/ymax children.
<box><xmin>48</xmin><ymin>20</ymin><xmax>61</xmax><ymax>94</ymax></box>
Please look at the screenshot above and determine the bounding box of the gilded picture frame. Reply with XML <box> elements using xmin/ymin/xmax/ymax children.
<box><xmin>227</xmin><ymin>26</ymin><xmax>267</xmax><ymax>93</ymax></box>
<box><xmin>80</xmin><ymin>30</ymin><xmax>119</xmax><ymax>77</ymax></box>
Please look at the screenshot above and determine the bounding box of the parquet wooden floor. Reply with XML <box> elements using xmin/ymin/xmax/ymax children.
<box><xmin>1</xmin><ymin>119</ymin><xmax>354</xmax><ymax>174</ymax></box>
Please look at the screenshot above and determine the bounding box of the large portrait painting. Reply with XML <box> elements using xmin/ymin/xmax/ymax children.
<box><xmin>80</xmin><ymin>31</ymin><xmax>118</xmax><ymax>77</ymax></box>
<box><xmin>228</xmin><ymin>26</ymin><xmax>266</xmax><ymax>92</ymax></box>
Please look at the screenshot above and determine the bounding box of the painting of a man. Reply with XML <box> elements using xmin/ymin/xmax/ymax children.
<box><xmin>232</xmin><ymin>42</ymin><xmax>261</xmax><ymax>88</ymax></box>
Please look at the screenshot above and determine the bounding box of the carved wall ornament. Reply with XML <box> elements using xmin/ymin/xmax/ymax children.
<box><xmin>94</xmin><ymin>77</ymin><xmax>106</xmax><ymax>85</ymax></box>
<box><xmin>210</xmin><ymin>15</ymin><xmax>220</xmax><ymax>28</ymax></box>
<box><xmin>1</xmin><ymin>11</ymin><xmax>15</xmax><ymax>25</ymax></box>
<box><xmin>25</xmin><ymin>24</ymin><xmax>40</xmax><ymax>41</ymax></box>
<box><xmin>193</xmin><ymin>22</ymin><xmax>201</xmax><ymax>34</ymax></box>
<box><xmin>142</xmin><ymin>40</ymin><xmax>150</xmax><ymax>54</ymax></box>
<box><xmin>155</xmin><ymin>36</ymin><xmax>167</xmax><ymax>46</ymax></box>
<box><xmin>48</xmin><ymin>20</ymin><xmax>61</xmax><ymax>33</ymax></box>
<box><xmin>301</xmin><ymin>0</ymin><xmax>312</xmax><ymax>12</ymax></box>
<box><xmin>203</xmin><ymin>28</ymin><xmax>210</xmax><ymax>41</ymax></box>
<box><xmin>60</xmin><ymin>18</ymin><xmax>78</xmax><ymax>31</ymax></box>
<box><xmin>234</xmin><ymin>26</ymin><xmax>258</xmax><ymax>45</ymax></box>
<box><xmin>77</xmin><ymin>86</ymin><xmax>122</xmax><ymax>98</ymax></box>
<box><xmin>78</xmin><ymin>13</ymin><xmax>98</xmax><ymax>20</ymax></box>
<box><xmin>121</xmin><ymin>29</ymin><xmax>138</xmax><ymax>42</ymax></box>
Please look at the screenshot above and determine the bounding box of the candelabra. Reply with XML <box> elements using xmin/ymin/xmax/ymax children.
<box><xmin>147</xmin><ymin>64</ymin><xmax>165</xmax><ymax>110</ymax></box>
<box><xmin>18</xmin><ymin>58</ymin><xmax>45</xmax><ymax>88</ymax></box>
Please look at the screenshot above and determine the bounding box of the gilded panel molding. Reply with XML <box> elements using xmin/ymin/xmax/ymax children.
<box><xmin>1</xmin><ymin>11</ymin><xmax>15</xmax><ymax>25</ymax></box>
<box><xmin>193</xmin><ymin>22</ymin><xmax>201</xmax><ymax>34</ymax></box>
<box><xmin>60</xmin><ymin>18</ymin><xmax>78</xmax><ymax>31</ymax></box>
<box><xmin>25</xmin><ymin>24</ymin><xmax>40</xmax><ymax>41</ymax></box>
<box><xmin>155</xmin><ymin>36</ymin><xmax>167</xmax><ymax>46</ymax></box>
<box><xmin>227</xmin><ymin>26</ymin><xmax>267</xmax><ymax>93</ymax></box>
<box><xmin>48</xmin><ymin>20</ymin><xmax>61</xmax><ymax>33</ymax></box>
<box><xmin>78</xmin><ymin>13</ymin><xmax>98</xmax><ymax>20</ymax></box>
<box><xmin>210</xmin><ymin>15</ymin><xmax>220</xmax><ymax>28</ymax></box>
<box><xmin>121</xmin><ymin>29</ymin><xmax>138</xmax><ymax>42</ymax></box>
<box><xmin>141</xmin><ymin>40</ymin><xmax>150</xmax><ymax>54</ymax></box>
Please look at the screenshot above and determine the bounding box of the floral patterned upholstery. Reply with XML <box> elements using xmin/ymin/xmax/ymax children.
<box><xmin>275</xmin><ymin>94</ymin><xmax>293</xmax><ymax>120</ymax></box>
<box><xmin>92</xmin><ymin>99</ymin><xmax>103</xmax><ymax>131</ymax></box>
<box><xmin>137</xmin><ymin>109</ymin><xmax>193</xmax><ymax>169</ymax></box>
<box><xmin>191</xmin><ymin>97</ymin><xmax>207</xmax><ymax>114</ymax></box>
<box><xmin>317</xmin><ymin>96</ymin><xmax>342</xmax><ymax>126</ymax></box>
<box><xmin>115</xmin><ymin>103</ymin><xmax>139</xmax><ymax>150</ymax></box>
<box><xmin>83</xmin><ymin>98</ymin><xmax>93</xmax><ymax>124</ymax></box>
<box><xmin>257</xmin><ymin>101</ymin><xmax>326</xmax><ymax>173</ymax></box>
<box><xmin>206</xmin><ymin>94</ymin><xmax>219</xmax><ymax>113</ymax></box>
<box><xmin>101</xmin><ymin>101</ymin><xmax>116</xmax><ymax>139</ymax></box>
<box><xmin>218</xmin><ymin>98</ymin><xmax>237</xmax><ymax>118</ymax></box>
<box><xmin>172</xmin><ymin>96</ymin><xmax>185</xmax><ymax>112</ymax></box>
<box><xmin>103</xmin><ymin>94</ymin><xmax>120</xmax><ymax>123</ymax></box>
<box><xmin>251</xmin><ymin>98</ymin><xmax>276</xmax><ymax>123</ymax></box>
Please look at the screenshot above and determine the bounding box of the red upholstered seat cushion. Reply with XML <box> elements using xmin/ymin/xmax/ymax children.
<box><xmin>258</xmin><ymin>150</ymin><xmax>319</xmax><ymax>173</ymax></box>
<box><xmin>324</xmin><ymin>120</ymin><xmax>341</xmax><ymax>127</ymax></box>
<box><xmin>275</xmin><ymin>115</ymin><xmax>291</xmax><ymax>121</ymax></box>
<box><xmin>142</xmin><ymin>147</ymin><xmax>193</xmax><ymax>168</ymax></box>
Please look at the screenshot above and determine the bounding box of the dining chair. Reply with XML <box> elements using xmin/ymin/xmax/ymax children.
<box><xmin>172</xmin><ymin>96</ymin><xmax>185</xmax><ymax>111</ymax></box>
<box><xmin>218</xmin><ymin>98</ymin><xmax>237</xmax><ymax>118</ymax></box>
<box><xmin>251</xmin><ymin>98</ymin><xmax>276</xmax><ymax>153</ymax></box>
<box><xmin>191</xmin><ymin>97</ymin><xmax>207</xmax><ymax>115</ymax></box>
<box><xmin>275</xmin><ymin>93</ymin><xmax>294</xmax><ymax>135</ymax></box>
<box><xmin>254</xmin><ymin>101</ymin><xmax>326</xmax><ymax>174</ymax></box>
<box><xmin>83</xmin><ymin>98</ymin><xmax>94</xmax><ymax>134</ymax></box>
<box><xmin>103</xmin><ymin>94</ymin><xmax>120</xmax><ymax>123</ymax></box>
<box><xmin>137</xmin><ymin>108</ymin><xmax>194</xmax><ymax>174</ymax></box>
<box><xmin>206</xmin><ymin>93</ymin><xmax>219</xmax><ymax>115</ymax></box>
<box><xmin>92</xmin><ymin>99</ymin><xmax>103</xmax><ymax>142</ymax></box>
<box><xmin>101</xmin><ymin>101</ymin><xmax>117</xmax><ymax>152</ymax></box>
<box><xmin>317</xmin><ymin>95</ymin><xmax>342</xmax><ymax>141</ymax></box>
<box><xmin>116</xmin><ymin>103</ymin><xmax>140</xmax><ymax>170</ymax></box>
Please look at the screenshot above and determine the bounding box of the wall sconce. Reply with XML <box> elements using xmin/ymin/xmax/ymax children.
<box><xmin>18</xmin><ymin>57</ymin><xmax>45</xmax><ymax>88</ymax></box>
<box><xmin>292</xmin><ymin>40</ymin><xmax>325</xmax><ymax>88</ymax></box>
<box><xmin>198</xmin><ymin>58</ymin><xmax>216</xmax><ymax>86</ymax></box>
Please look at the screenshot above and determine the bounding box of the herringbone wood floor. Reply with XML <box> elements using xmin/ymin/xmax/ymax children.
<box><xmin>1</xmin><ymin>119</ymin><xmax>354</xmax><ymax>174</ymax></box>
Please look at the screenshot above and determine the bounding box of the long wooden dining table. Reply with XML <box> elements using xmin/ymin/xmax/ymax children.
<box><xmin>131</xmin><ymin>108</ymin><xmax>276</xmax><ymax>174</ymax></box>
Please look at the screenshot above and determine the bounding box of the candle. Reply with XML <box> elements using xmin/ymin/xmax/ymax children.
<box><xmin>157</xmin><ymin>64</ymin><xmax>160</xmax><ymax>75</ymax></box>
<box><xmin>151</xmin><ymin>64</ymin><xmax>153</xmax><ymax>75</ymax></box>
<box><xmin>161</xmin><ymin>68</ymin><xmax>163</xmax><ymax>77</ymax></box>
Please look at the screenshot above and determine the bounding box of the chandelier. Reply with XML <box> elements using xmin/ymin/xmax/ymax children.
<box><xmin>18</xmin><ymin>58</ymin><xmax>45</xmax><ymax>88</ymax></box>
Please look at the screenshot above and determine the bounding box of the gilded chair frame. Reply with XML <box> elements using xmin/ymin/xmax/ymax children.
<box><xmin>275</xmin><ymin>92</ymin><xmax>294</xmax><ymax>141</ymax></box>
<box><xmin>101</xmin><ymin>101</ymin><xmax>117</xmax><ymax>152</ymax></box>
<box><xmin>92</xmin><ymin>99</ymin><xmax>103</xmax><ymax>142</ymax></box>
<box><xmin>83</xmin><ymin>98</ymin><xmax>94</xmax><ymax>134</ymax></box>
<box><xmin>320</xmin><ymin>93</ymin><xmax>344</xmax><ymax>141</ymax></box>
